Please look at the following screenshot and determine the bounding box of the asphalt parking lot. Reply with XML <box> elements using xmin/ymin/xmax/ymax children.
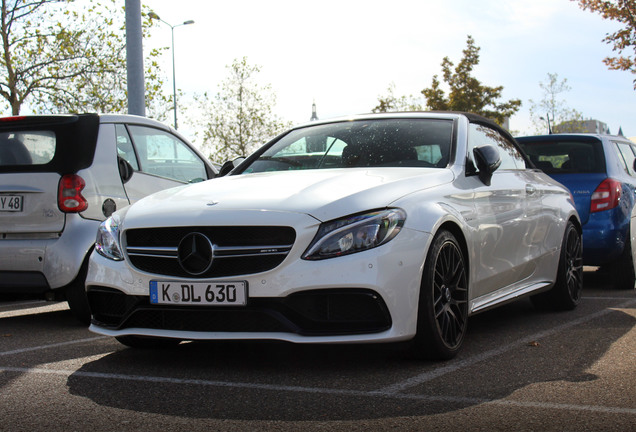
<box><xmin>1</xmin><ymin>268</ymin><xmax>635</xmax><ymax>432</ymax></box>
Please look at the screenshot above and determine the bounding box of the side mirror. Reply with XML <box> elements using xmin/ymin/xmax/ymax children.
<box><xmin>473</xmin><ymin>145</ymin><xmax>501</xmax><ymax>186</ymax></box>
<box><xmin>218</xmin><ymin>157</ymin><xmax>246</xmax><ymax>177</ymax></box>
<box><xmin>117</xmin><ymin>156</ymin><xmax>134</xmax><ymax>184</ymax></box>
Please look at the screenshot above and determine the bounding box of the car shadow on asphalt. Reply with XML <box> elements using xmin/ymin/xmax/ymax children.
<box><xmin>64</xmin><ymin>298</ymin><xmax>636</xmax><ymax>422</ymax></box>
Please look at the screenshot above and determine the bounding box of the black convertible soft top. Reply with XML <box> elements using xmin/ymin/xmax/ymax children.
<box><xmin>0</xmin><ymin>113</ymin><xmax>100</xmax><ymax>175</ymax></box>
<box><xmin>433</xmin><ymin>111</ymin><xmax>518</xmax><ymax>145</ymax></box>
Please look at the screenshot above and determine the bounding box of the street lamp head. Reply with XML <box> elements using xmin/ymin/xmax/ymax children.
<box><xmin>148</xmin><ymin>12</ymin><xmax>194</xmax><ymax>29</ymax></box>
<box><xmin>151</xmin><ymin>14</ymin><xmax>195</xmax><ymax>130</ymax></box>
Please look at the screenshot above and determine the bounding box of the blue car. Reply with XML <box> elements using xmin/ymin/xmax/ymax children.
<box><xmin>517</xmin><ymin>133</ymin><xmax>636</xmax><ymax>290</ymax></box>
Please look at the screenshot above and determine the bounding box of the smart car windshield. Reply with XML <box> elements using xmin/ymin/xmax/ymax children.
<box><xmin>241</xmin><ymin>118</ymin><xmax>454</xmax><ymax>174</ymax></box>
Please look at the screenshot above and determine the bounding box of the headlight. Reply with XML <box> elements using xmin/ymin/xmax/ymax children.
<box><xmin>95</xmin><ymin>214</ymin><xmax>124</xmax><ymax>261</ymax></box>
<box><xmin>303</xmin><ymin>209</ymin><xmax>406</xmax><ymax>260</ymax></box>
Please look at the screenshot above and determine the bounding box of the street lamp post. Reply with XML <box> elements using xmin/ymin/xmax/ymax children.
<box><xmin>149</xmin><ymin>12</ymin><xmax>194</xmax><ymax>130</ymax></box>
<box><xmin>540</xmin><ymin>113</ymin><xmax>553</xmax><ymax>134</ymax></box>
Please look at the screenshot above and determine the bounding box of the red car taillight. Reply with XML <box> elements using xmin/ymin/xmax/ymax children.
<box><xmin>58</xmin><ymin>174</ymin><xmax>88</xmax><ymax>213</ymax></box>
<box><xmin>0</xmin><ymin>116</ymin><xmax>26</xmax><ymax>122</ymax></box>
<box><xmin>590</xmin><ymin>178</ymin><xmax>621</xmax><ymax>213</ymax></box>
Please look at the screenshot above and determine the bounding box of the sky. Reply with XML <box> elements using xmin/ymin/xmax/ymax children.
<box><xmin>142</xmin><ymin>0</ymin><xmax>636</xmax><ymax>143</ymax></box>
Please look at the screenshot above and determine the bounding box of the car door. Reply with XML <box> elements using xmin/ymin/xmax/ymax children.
<box><xmin>613</xmin><ymin>140</ymin><xmax>636</xmax><ymax>211</ymax></box>
<box><xmin>116</xmin><ymin>124</ymin><xmax>212</xmax><ymax>203</ymax></box>
<box><xmin>467</xmin><ymin>123</ymin><xmax>545</xmax><ymax>302</ymax></box>
<box><xmin>613</xmin><ymin>140</ymin><xmax>636</xmax><ymax>260</ymax></box>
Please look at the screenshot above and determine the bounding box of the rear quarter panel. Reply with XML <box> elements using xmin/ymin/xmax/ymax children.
<box><xmin>79</xmin><ymin>123</ymin><xmax>131</xmax><ymax>221</ymax></box>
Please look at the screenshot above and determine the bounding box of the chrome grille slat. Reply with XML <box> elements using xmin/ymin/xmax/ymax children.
<box><xmin>124</xmin><ymin>226</ymin><xmax>296</xmax><ymax>278</ymax></box>
<box><xmin>127</xmin><ymin>246</ymin><xmax>177</xmax><ymax>258</ymax></box>
<box><xmin>126</xmin><ymin>245</ymin><xmax>293</xmax><ymax>257</ymax></box>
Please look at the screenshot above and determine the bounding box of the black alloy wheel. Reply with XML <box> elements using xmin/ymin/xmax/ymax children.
<box><xmin>531</xmin><ymin>220</ymin><xmax>583</xmax><ymax>310</ymax></box>
<box><xmin>562</xmin><ymin>222</ymin><xmax>584</xmax><ymax>305</ymax></box>
<box><xmin>412</xmin><ymin>230</ymin><xmax>468</xmax><ymax>360</ymax></box>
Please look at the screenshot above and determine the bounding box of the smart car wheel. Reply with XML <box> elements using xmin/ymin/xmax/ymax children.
<box><xmin>531</xmin><ymin>221</ymin><xmax>583</xmax><ymax>310</ymax></box>
<box><xmin>411</xmin><ymin>229</ymin><xmax>468</xmax><ymax>360</ymax></box>
<box><xmin>65</xmin><ymin>259</ymin><xmax>91</xmax><ymax>325</ymax></box>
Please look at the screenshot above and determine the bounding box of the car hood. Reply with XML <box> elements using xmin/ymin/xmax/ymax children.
<box><xmin>121</xmin><ymin>168</ymin><xmax>453</xmax><ymax>228</ymax></box>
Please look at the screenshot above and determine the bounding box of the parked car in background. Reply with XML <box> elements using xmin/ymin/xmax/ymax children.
<box><xmin>0</xmin><ymin>114</ymin><xmax>217</xmax><ymax>323</ymax></box>
<box><xmin>86</xmin><ymin>112</ymin><xmax>582</xmax><ymax>360</ymax></box>
<box><xmin>517</xmin><ymin>133</ymin><xmax>636</xmax><ymax>290</ymax></box>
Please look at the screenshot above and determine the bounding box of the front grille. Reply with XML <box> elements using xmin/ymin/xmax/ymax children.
<box><xmin>125</xmin><ymin>226</ymin><xmax>296</xmax><ymax>278</ymax></box>
<box><xmin>88</xmin><ymin>287</ymin><xmax>392</xmax><ymax>336</ymax></box>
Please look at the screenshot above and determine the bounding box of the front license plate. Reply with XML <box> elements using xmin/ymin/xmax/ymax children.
<box><xmin>0</xmin><ymin>195</ymin><xmax>23</xmax><ymax>212</ymax></box>
<box><xmin>149</xmin><ymin>281</ymin><xmax>247</xmax><ymax>306</ymax></box>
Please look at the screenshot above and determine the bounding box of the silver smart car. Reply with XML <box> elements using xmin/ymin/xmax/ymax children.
<box><xmin>0</xmin><ymin>113</ymin><xmax>217</xmax><ymax>322</ymax></box>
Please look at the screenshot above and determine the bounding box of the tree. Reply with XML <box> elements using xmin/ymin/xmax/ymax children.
<box><xmin>0</xmin><ymin>0</ymin><xmax>168</xmax><ymax>115</ymax></box>
<box><xmin>528</xmin><ymin>73</ymin><xmax>585</xmax><ymax>133</ymax></box>
<box><xmin>573</xmin><ymin>0</ymin><xmax>636</xmax><ymax>89</ymax></box>
<box><xmin>191</xmin><ymin>57</ymin><xmax>290</xmax><ymax>163</ymax></box>
<box><xmin>372</xmin><ymin>82</ymin><xmax>422</xmax><ymax>113</ymax></box>
<box><xmin>421</xmin><ymin>35</ymin><xmax>521</xmax><ymax>125</ymax></box>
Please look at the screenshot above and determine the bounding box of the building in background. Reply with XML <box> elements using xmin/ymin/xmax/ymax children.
<box><xmin>554</xmin><ymin>119</ymin><xmax>610</xmax><ymax>134</ymax></box>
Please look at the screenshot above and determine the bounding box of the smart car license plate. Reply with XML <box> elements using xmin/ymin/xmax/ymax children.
<box><xmin>0</xmin><ymin>195</ymin><xmax>23</xmax><ymax>212</ymax></box>
<box><xmin>149</xmin><ymin>281</ymin><xmax>247</xmax><ymax>306</ymax></box>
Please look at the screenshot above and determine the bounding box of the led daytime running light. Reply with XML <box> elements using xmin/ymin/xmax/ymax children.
<box><xmin>303</xmin><ymin>209</ymin><xmax>405</xmax><ymax>260</ymax></box>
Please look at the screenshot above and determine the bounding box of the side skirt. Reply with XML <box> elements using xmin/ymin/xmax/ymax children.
<box><xmin>469</xmin><ymin>281</ymin><xmax>552</xmax><ymax>315</ymax></box>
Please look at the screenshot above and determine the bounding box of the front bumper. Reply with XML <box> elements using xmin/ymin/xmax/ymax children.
<box><xmin>89</xmin><ymin>287</ymin><xmax>392</xmax><ymax>336</ymax></box>
<box><xmin>86</xmin><ymin>227</ymin><xmax>431</xmax><ymax>344</ymax></box>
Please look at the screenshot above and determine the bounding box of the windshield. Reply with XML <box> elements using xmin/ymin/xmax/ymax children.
<box><xmin>241</xmin><ymin>118</ymin><xmax>454</xmax><ymax>174</ymax></box>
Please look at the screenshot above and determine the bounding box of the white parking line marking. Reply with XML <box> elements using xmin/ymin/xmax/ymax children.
<box><xmin>1</xmin><ymin>365</ymin><xmax>635</xmax><ymax>416</ymax></box>
<box><xmin>0</xmin><ymin>301</ymin><xmax>69</xmax><ymax>318</ymax></box>
<box><xmin>377</xmin><ymin>298</ymin><xmax>636</xmax><ymax>394</ymax></box>
<box><xmin>488</xmin><ymin>399</ymin><xmax>636</xmax><ymax>416</ymax></box>
<box><xmin>1</xmin><ymin>297</ymin><xmax>634</xmax><ymax>419</ymax></box>
<box><xmin>0</xmin><ymin>336</ymin><xmax>108</xmax><ymax>357</ymax></box>
<box><xmin>582</xmin><ymin>295</ymin><xmax>636</xmax><ymax>300</ymax></box>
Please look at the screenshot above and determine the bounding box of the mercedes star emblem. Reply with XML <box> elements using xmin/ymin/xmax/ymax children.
<box><xmin>177</xmin><ymin>232</ymin><xmax>215</xmax><ymax>275</ymax></box>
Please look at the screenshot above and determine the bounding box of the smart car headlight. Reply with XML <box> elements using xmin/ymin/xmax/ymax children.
<box><xmin>303</xmin><ymin>209</ymin><xmax>406</xmax><ymax>260</ymax></box>
<box><xmin>95</xmin><ymin>214</ymin><xmax>124</xmax><ymax>261</ymax></box>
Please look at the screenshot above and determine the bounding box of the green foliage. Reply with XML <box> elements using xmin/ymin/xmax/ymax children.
<box><xmin>528</xmin><ymin>73</ymin><xmax>585</xmax><ymax>134</ymax></box>
<box><xmin>574</xmin><ymin>0</ymin><xmax>636</xmax><ymax>89</ymax></box>
<box><xmin>0</xmin><ymin>0</ymin><xmax>169</xmax><ymax>115</ymax></box>
<box><xmin>372</xmin><ymin>82</ymin><xmax>423</xmax><ymax>113</ymax></box>
<box><xmin>190</xmin><ymin>57</ymin><xmax>291</xmax><ymax>163</ymax></box>
<box><xmin>421</xmin><ymin>35</ymin><xmax>521</xmax><ymax>125</ymax></box>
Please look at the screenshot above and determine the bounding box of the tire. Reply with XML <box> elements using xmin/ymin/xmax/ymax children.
<box><xmin>610</xmin><ymin>238</ymin><xmax>636</xmax><ymax>290</ymax></box>
<box><xmin>411</xmin><ymin>230</ymin><xmax>468</xmax><ymax>360</ymax></box>
<box><xmin>531</xmin><ymin>221</ymin><xmax>583</xmax><ymax>311</ymax></box>
<box><xmin>65</xmin><ymin>259</ymin><xmax>91</xmax><ymax>325</ymax></box>
<box><xmin>115</xmin><ymin>335</ymin><xmax>182</xmax><ymax>349</ymax></box>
